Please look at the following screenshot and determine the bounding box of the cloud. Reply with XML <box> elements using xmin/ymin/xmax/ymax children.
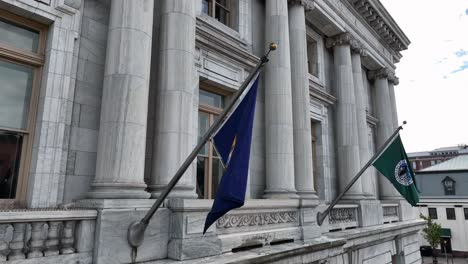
<box><xmin>451</xmin><ymin>61</ymin><xmax>468</xmax><ymax>74</ymax></box>
<box><xmin>455</xmin><ymin>49</ymin><xmax>468</xmax><ymax>57</ymax></box>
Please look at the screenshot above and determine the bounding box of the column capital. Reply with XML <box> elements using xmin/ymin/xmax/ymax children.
<box><xmin>326</xmin><ymin>32</ymin><xmax>360</xmax><ymax>49</ymax></box>
<box><xmin>368</xmin><ymin>68</ymin><xmax>392</xmax><ymax>80</ymax></box>
<box><xmin>388</xmin><ymin>75</ymin><xmax>399</xmax><ymax>85</ymax></box>
<box><xmin>349</xmin><ymin>39</ymin><xmax>368</xmax><ymax>57</ymax></box>
<box><xmin>288</xmin><ymin>0</ymin><xmax>315</xmax><ymax>11</ymax></box>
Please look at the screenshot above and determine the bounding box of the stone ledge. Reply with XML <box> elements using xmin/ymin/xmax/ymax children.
<box><xmin>4</xmin><ymin>252</ymin><xmax>92</xmax><ymax>264</ymax></box>
<box><xmin>0</xmin><ymin>209</ymin><xmax>97</xmax><ymax>222</ymax></box>
<box><xmin>75</xmin><ymin>199</ymin><xmax>157</xmax><ymax>209</ymax></box>
<box><xmin>146</xmin><ymin>238</ymin><xmax>346</xmax><ymax>264</ymax></box>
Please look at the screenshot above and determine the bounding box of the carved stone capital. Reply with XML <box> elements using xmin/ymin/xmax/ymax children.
<box><xmin>368</xmin><ymin>68</ymin><xmax>392</xmax><ymax>80</ymax></box>
<box><xmin>326</xmin><ymin>33</ymin><xmax>358</xmax><ymax>49</ymax></box>
<box><xmin>288</xmin><ymin>0</ymin><xmax>315</xmax><ymax>11</ymax></box>
<box><xmin>389</xmin><ymin>75</ymin><xmax>399</xmax><ymax>85</ymax></box>
<box><xmin>350</xmin><ymin>40</ymin><xmax>368</xmax><ymax>57</ymax></box>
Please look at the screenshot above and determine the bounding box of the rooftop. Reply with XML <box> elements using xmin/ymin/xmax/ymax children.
<box><xmin>419</xmin><ymin>155</ymin><xmax>468</xmax><ymax>172</ymax></box>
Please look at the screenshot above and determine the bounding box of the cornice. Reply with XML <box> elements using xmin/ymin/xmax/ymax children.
<box><xmin>346</xmin><ymin>0</ymin><xmax>410</xmax><ymax>52</ymax></box>
<box><xmin>310</xmin><ymin>86</ymin><xmax>337</xmax><ymax>106</ymax></box>
<box><xmin>195</xmin><ymin>16</ymin><xmax>259</xmax><ymax>69</ymax></box>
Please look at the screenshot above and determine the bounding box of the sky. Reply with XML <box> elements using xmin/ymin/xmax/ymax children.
<box><xmin>380</xmin><ymin>0</ymin><xmax>468</xmax><ymax>152</ymax></box>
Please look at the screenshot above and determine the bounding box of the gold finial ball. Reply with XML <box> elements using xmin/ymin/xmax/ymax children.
<box><xmin>403</xmin><ymin>121</ymin><xmax>407</xmax><ymax>125</ymax></box>
<box><xmin>269</xmin><ymin>43</ymin><xmax>277</xmax><ymax>50</ymax></box>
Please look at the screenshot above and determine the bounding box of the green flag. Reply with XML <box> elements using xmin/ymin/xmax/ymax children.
<box><xmin>372</xmin><ymin>134</ymin><xmax>419</xmax><ymax>206</ymax></box>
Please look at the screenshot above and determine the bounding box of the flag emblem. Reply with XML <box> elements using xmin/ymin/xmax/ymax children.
<box><xmin>394</xmin><ymin>160</ymin><xmax>414</xmax><ymax>186</ymax></box>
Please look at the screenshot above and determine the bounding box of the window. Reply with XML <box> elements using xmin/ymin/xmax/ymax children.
<box><xmin>412</xmin><ymin>161</ymin><xmax>417</xmax><ymax>169</ymax></box>
<box><xmin>430</xmin><ymin>160</ymin><xmax>435</xmax><ymax>166</ymax></box>
<box><xmin>446</xmin><ymin>208</ymin><xmax>456</xmax><ymax>220</ymax></box>
<box><xmin>428</xmin><ymin>208</ymin><xmax>438</xmax><ymax>219</ymax></box>
<box><xmin>197</xmin><ymin>87</ymin><xmax>228</xmax><ymax>199</ymax></box>
<box><xmin>311</xmin><ymin>120</ymin><xmax>318</xmax><ymax>191</ymax></box>
<box><xmin>464</xmin><ymin>208</ymin><xmax>468</xmax><ymax>220</ymax></box>
<box><xmin>0</xmin><ymin>11</ymin><xmax>46</xmax><ymax>207</ymax></box>
<box><xmin>307</xmin><ymin>38</ymin><xmax>319</xmax><ymax>77</ymax></box>
<box><xmin>442</xmin><ymin>177</ymin><xmax>456</xmax><ymax>195</ymax></box>
<box><xmin>202</xmin><ymin>0</ymin><xmax>231</xmax><ymax>26</ymax></box>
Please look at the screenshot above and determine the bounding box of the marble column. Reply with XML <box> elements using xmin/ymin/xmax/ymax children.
<box><xmin>264</xmin><ymin>0</ymin><xmax>297</xmax><ymax>198</ymax></box>
<box><xmin>388</xmin><ymin>75</ymin><xmax>399</xmax><ymax>128</ymax></box>
<box><xmin>288</xmin><ymin>0</ymin><xmax>317</xmax><ymax>199</ymax></box>
<box><xmin>351</xmin><ymin>45</ymin><xmax>375</xmax><ymax>198</ymax></box>
<box><xmin>148</xmin><ymin>0</ymin><xmax>197</xmax><ymax>198</ymax></box>
<box><xmin>88</xmin><ymin>0</ymin><xmax>154</xmax><ymax>199</ymax></box>
<box><xmin>369</xmin><ymin>68</ymin><xmax>401</xmax><ymax>200</ymax></box>
<box><xmin>326</xmin><ymin>33</ymin><xmax>364</xmax><ymax>199</ymax></box>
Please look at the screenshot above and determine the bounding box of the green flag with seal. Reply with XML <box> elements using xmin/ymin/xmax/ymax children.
<box><xmin>372</xmin><ymin>134</ymin><xmax>419</xmax><ymax>206</ymax></box>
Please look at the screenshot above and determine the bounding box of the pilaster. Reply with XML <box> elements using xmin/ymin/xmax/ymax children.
<box><xmin>288</xmin><ymin>0</ymin><xmax>318</xmax><ymax>200</ymax></box>
<box><xmin>368</xmin><ymin>68</ymin><xmax>401</xmax><ymax>200</ymax></box>
<box><xmin>327</xmin><ymin>33</ymin><xmax>364</xmax><ymax>199</ymax></box>
<box><xmin>88</xmin><ymin>0</ymin><xmax>154</xmax><ymax>199</ymax></box>
<box><xmin>263</xmin><ymin>0</ymin><xmax>298</xmax><ymax>198</ymax></box>
<box><xmin>149</xmin><ymin>0</ymin><xmax>198</xmax><ymax>199</ymax></box>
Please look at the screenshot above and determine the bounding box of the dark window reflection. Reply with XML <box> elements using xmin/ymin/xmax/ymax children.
<box><xmin>0</xmin><ymin>131</ymin><xmax>22</xmax><ymax>199</ymax></box>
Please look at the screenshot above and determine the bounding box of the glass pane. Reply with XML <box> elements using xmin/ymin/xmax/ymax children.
<box><xmin>0</xmin><ymin>60</ymin><xmax>33</xmax><ymax>130</ymax></box>
<box><xmin>198</xmin><ymin>111</ymin><xmax>210</xmax><ymax>155</ymax></box>
<box><xmin>196</xmin><ymin>157</ymin><xmax>206</xmax><ymax>198</ymax></box>
<box><xmin>215</xmin><ymin>4</ymin><xmax>229</xmax><ymax>25</ymax></box>
<box><xmin>202</xmin><ymin>0</ymin><xmax>210</xmax><ymax>15</ymax></box>
<box><xmin>0</xmin><ymin>131</ymin><xmax>23</xmax><ymax>199</ymax></box>
<box><xmin>0</xmin><ymin>18</ymin><xmax>39</xmax><ymax>53</ymax></box>
<box><xmin>211</xmin><ymin>158</ymin><xmax>224</xmax><ymax>197</ymax></box>
<box><xmin>200</xmin><ymin>90</ymin><xmax>224</xmax><ymax>108</ymax></box>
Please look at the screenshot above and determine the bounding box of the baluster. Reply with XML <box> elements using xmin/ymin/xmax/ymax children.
<box><xmin>28</xmin><ymin>222</ymin><xmax>45</xmax><ymax>258</ymax></box>
<box><xmin>0</xmin><ymin>224</ymin><xmax>9</xmax><ymax>261</ymax></box>
<box><xmin>9</xmin><ymin>223</ymin><xmax>26</xmax><ymax>260</ymax></box>
<box><xmin>45</xmin><ymin>221</ymin><xmax>61</xmax><ymax>256</ymax></box>
<box><xmin>60</xmin><ymin>221</ymin><xmax>76</xmax><ymax>254</ymax></box>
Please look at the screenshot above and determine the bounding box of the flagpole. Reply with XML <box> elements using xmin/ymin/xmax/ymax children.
<box><xmin>127</xmin><ymin>43</ymin><xmax>277</xmax><ymax>250</ymax></box>
<box><xmin>316</xmin><ymin>121</ymin><xmax>407</xmax><ymax>226</ymax></box>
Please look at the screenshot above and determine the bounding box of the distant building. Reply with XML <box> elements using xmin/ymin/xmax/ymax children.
<box><xmin>417</xmin><ymin>155</ymin><xmax>468</xmax><ymax>257</ymax></box>
<box><xmin>408</xmin><ymin>145</ymin><xmax>468</xmax><ymax>171</ymax></box>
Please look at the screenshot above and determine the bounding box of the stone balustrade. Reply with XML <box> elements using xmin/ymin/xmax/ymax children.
<box><xmin>382</xmin><ymin>204</ymin><xmax>399</xmax><ymax>223</ymax></box>
<box><xmin>0</xmin><ymin>209</ymin><xmax>96</xmax><ymax>263</ymax></box>
<box><xmin>328</xmin><ymin>204</ymin><xmax>359</xmax><ymax>231</ymax></box>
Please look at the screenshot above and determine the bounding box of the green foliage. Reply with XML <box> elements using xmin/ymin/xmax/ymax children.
<box><xmin>420</xmin><ymin>213</ymin><xmax>442</xmax><ymax>249</ymax></box>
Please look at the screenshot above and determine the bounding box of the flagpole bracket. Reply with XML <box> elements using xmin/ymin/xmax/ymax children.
<box><xmin>127</xmin><ymin>220</ymin><xmax>148</xmax><ymax>248</ymax></box>
<box><xmin>316</xmin><ymin>211</ymin><xmax>326</xmax><ymax>226</ymax></box>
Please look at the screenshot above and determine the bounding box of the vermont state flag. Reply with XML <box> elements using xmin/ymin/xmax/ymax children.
<box><xmin>372</xmin><ymin>134</ymin><xmax>419</xmax><ymax>206</ymax></box>
<box><xmin>203</xmin><ymin>77</ymin><xmax>259</xmax><ymax>234</ymax></box>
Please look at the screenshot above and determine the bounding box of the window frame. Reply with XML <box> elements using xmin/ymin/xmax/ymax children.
<box><xmin>428</xmin><ymin>207</ymin><xmax>438</xmax><ymax>219</ymax></box>
<box><xmin>0</xmin><ymin>10</ymin><xmax>47</xmax><ymax>208</ymax></box>
<box><xmin>197</xmin><ymin>83</ymin><xmax>229</xmax><ymax>199</ymax></box>
<box><xmin>305</xmin><ymin>27</ymin><xmax>325</xmax><ymax>86</ymax></box>
<box><xmin>442</xmin><ymin>177</ymin><xmax>456</xmax><ymax>196</ymax></box>
<box><xmin>464</xmin><ymin>208</ymin><xmax>468</xmax><ymax>220</ymax></box>
<box><xmin>446</xmin><ymin>208</ymin><xmax>456</xmax><ymax>220</ymax></box>
<box><xmin>203</xmin><ymin>0</ymin><xmax>232</xmax><ymax>27</ymax></box>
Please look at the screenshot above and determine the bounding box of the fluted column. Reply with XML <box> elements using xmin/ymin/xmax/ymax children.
<box><xmin>288</xmin><ymin>0</ymin><xmax>317</xmax><ymax>199</ymax></box>
<box><xmin>326</xmin><ymin>33</ymin><xmax>364</xmax><ymax>199</ymax></box>
<box><xmin>264</xmin><ymin>0</ymin><xmax>297</xmax><ymax>198</ymax></box>
<box><xmin>388</xmin><ymin>75</ymin><xmax>399</xmax><ymax>129</ymax></box>
<box><xmin>369</xmin><ymin>68</ymin><xmax>401</xmax><ymax>200</ymax></box>
<box><xmin>88</xmin><ymin>0</ymin><xmax>154</xmax><ymax>198</ymax></box>
<box><xmin>149</xmin><ymin>1</ymin><xmax>197</xmax><ymax>198</ymax></box>
<box><xmin>351</xmin><ymin>45</ymin><xmax>375</xmax><ymax>198</ymax></box>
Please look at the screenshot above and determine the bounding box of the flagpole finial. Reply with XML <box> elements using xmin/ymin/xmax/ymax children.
<box><xmin>403</xmin><ymin>120</ymin><xmax>407</xmax><ymax>125</ymax></box>
<box><xmin>269</xmin><ymin>43</ymin><xmax>277</xmax><ymax>51</ymax></box>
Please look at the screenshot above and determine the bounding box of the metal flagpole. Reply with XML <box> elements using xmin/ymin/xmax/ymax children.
<box><xmin>316</xmin><ymin>121</ymin><xmax>407</xmax><ymax>226</ymax></box>
<box><xmin>127</xmin><ymin>43</ymin><xmax>277</xmax><ymax>250</ymax></box>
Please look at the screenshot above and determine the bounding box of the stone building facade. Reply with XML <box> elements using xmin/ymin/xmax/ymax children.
<box><xmin>0</xmin><ymin>0</ymin><xmax>424</xmax><ymax>263</ymax></box>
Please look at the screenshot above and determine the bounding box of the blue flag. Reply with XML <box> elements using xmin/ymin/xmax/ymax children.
<box><xmin>203</xmin><ymin>77</ymin><xmax>259</xmax><ymax>234</ymax></box>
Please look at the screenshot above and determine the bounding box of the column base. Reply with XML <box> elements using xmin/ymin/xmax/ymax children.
<box><xmin>148</xmin><ymin>185</ymin><xmax>197</xmax><ymax>199</ymax></box>
<box><xmin>263</xmin><ymin>190</ymin><xmax>299</xmax><ymax>199</ymax></box>
<box><xmin>296</xmin><ymin>191</ymin><xmax>319</xmax><ymax>200</ymax></box>
<box><xmin>87</xmin><ymin>183</ymin><xmax>150</xmax><ymax>199</ymax></box>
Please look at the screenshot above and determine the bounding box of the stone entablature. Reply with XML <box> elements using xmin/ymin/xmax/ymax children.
<box><xmin>287</xmin><ymin>0</ymin><xmax>315</xmax><ymax>11</ymax></box>
<box><xmin>346</xmin><ymin>0</ymin><xmax>410</xmax><ymax>52</ymax></box>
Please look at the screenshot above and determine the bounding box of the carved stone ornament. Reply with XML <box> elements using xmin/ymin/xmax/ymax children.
<box><xmin>326</xmin><ymin>33</ymin><xmax>357</xmax><ymax>49</ymax></box>
<box><xmin>216</xmin><ymin>211</ymin><xmax>298</xmax><ymax>229</ymax></box>
<box><xmin>350</xmin><ymin>40</ymin><xmax>368</xmax><ymax>57</ymax></box>
<box><xmin>288</xmin><ymin>0</ymin><xmax>315</xmax><ymax>11</ymax></box>
<box><xmin>389</xmin><ymin>75</ymin><xmax>399</xmax><ymax>85</ymax></box>
<box><xmin>383</xmin><ymin>206</ymin><xmax>398</xmax><ymax>217</ymax></box>
<box><xmin>329</xmin><ymin>207</ymin><xmax>357</xmax><ymax>224</ymax></box>
<box><xmin>368</xmin><ymin>68</ymin><xmax>392</xmax><ymax>81</ymax></box>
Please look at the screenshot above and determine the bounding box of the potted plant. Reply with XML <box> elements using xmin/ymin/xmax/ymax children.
<box><xmin>420</xmin><ymin>214</ymin><xmax>442</xmax><ymax>264</ymax></box>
